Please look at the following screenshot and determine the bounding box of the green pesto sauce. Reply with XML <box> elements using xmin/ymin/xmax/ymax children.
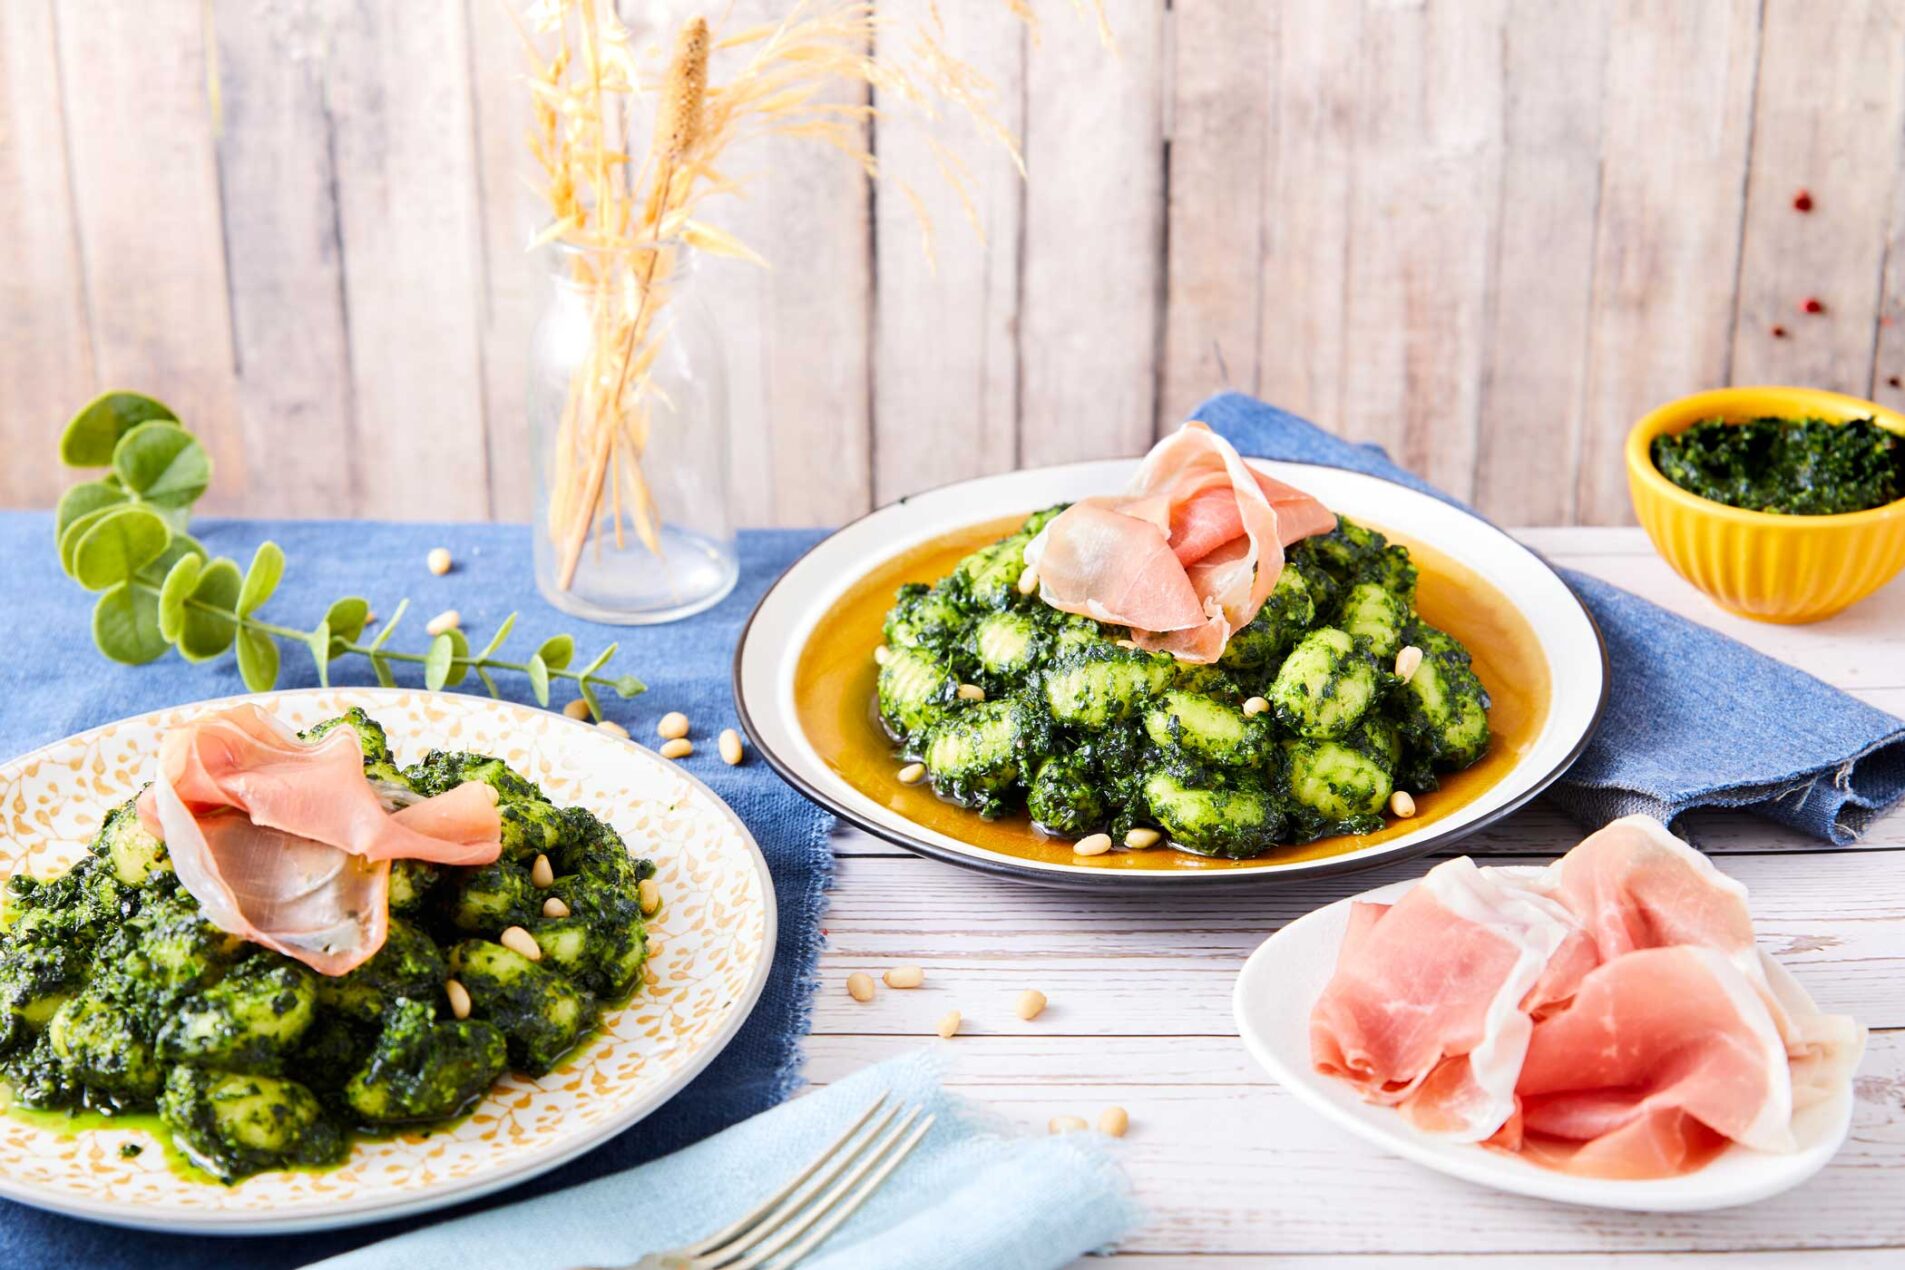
<box><xmin>1651</xmin><ymin>415</ymin><xmax>1904</xmax><ymax>515</ymax></box>
<box><xmin>1</xmin><ymin>1018</ymin><xmax>619</xmax><ymax>1187</ymax></box>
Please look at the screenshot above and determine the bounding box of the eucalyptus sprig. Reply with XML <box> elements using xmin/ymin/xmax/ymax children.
<box><xmin>53</xmin><ymin>392</ymin><xmax>644</xmax><ymax>716</ymax></box>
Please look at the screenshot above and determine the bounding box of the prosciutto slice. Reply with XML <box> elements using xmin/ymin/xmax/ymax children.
<box><xmin>1024</xmin><ymin>422</ymin><xmax>1335</xmax><ymax>663</ymax></box>
<box><xmin>137</xmin><ymin>704</ymin><xmax>503</xmax><ymax>975</ymax></box>
<box><xmin>1307</xmin><ymin>815</ymin><xmax>1864</xmax><ymax>1179</ymax></box>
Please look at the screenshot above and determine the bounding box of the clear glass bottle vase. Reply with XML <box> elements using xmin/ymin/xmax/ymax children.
<box><xmin>529</xmin><ymin>242</ymin><xmax>737</xmax><ymax>624</ymax></box>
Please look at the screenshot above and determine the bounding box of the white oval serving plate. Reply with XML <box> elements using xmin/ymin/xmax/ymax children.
<box><xmin>0</xmin><ymin>687</ymin><xmax>776</xmax><ymax>1235</ymax></box>
<box><xmin>736</xmin><ymin>458</ymin><xmax>1608</xmax><ymax>890</ymax></box>
<box><xmin>1232</xmin><ymin>877</ymin><xmax>1856</xmax><ymax>1212</ymax></box>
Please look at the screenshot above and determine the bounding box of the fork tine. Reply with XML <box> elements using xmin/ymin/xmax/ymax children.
<box><xmin>756</xmin><ymin>1113</ymin><xmax>935</xmax><ymax>1270</ymax></box>
<box><xmin>679</xmin><ymin>1093</ymin><xmax>889</xmax><ymax>1258</ymax></box>
<box><xmin>727</xmin><ymin>1108</ymin><xmax>936</xmax><ymax>1270</ymax></box>
<box><xmin>698</xmin><ymin>1103</ymin><xmax>910</xmax><ymax>1268</ymax></box>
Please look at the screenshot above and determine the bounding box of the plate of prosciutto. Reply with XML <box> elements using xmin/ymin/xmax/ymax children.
<box><xmin>1233</xmin><ymin>815</ymin><xmax>1866</xmax><ymax>1210</ymax></box>
<box><xmin>0</xmin><ymin>688</ymin><xmax>774</xmax><ymax>1234</ymax></box>
<box><xmin>736</xmin><ymin>420</ymin><xmax>1607</xmax><ymax>889</ymax></box>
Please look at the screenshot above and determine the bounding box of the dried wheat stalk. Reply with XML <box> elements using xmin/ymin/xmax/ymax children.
<box><xmin>525</xmin><ymin>1</ymin><xmax>1106</xmax><ymax>591</ymax></box>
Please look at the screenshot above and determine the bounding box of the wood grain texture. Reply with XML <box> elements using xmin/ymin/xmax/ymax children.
<box><xmin>322</xmin><ymin>2</ymin><xmax>492</xmax><ymax>520</ymax></box>
<box><xmin>1472</xmin><ymin>0</ymin><xmax>1609</xmax><ymax>524</ymax></box>
<box><xmin>1017</xmin><ymin>0</ymin><xmax>1166</xmax><ymax>464</ymax></box>
<box><xmin>1731</xmin><ymin>0</ymin><xmax>1905</xmax><ymax>395</ymax></box>
<box><xmin>212</xmin><ymin>0</ymin><xmax>357</xmax><ymax>517</ymax></box>
<box><xmin>0</xmin><ymin>0</ymin><xmax>93</xmax><ymax>505</ymax></box>
<box><xmin>704</xmin><ymin>0</ymin><xmax>873</xmax><ymax>529</ymax></box>
<box><xmin>9</xmin><ymin>5</ymin><xmax>1905</xmax><ymax>529</ymax></box>
<box><xmin>1158</xmin><ymin>0</ymin><xmax>1272</xmax><ymax>425</ymax></box>
<box><xmin>53</xmin><ymin>0</ymin><xmax>245</xmax><ymax>508</ymax></box>
<box><xmin>1574</xmin><ymin>0</ymin><xmax>1762</xmax><ymax>524</ymax></box>
<box><xmin>1336</xmin><ymin>0</ymin><xmax>1503</xmax><ymax>498</ymax></box>
<box><xmin>870</xmin><ymin>0</ymin><xmax>1025</xmax><ymax>503</ymax></box>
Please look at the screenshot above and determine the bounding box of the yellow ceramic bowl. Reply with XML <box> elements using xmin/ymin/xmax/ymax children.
<box><xmin>1626</xmin><ymin>386</ymin><xmax>1905</xmax><ymax>624</ymax></box>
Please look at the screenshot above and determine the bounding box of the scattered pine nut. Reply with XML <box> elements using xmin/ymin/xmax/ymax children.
<box><xmin>1017</xmin><ymin>565</ymin><xmax>1040</xmax><ymax>596</ymax></box>
<box><xmin>638</xmin><ymin>878</ymin><xmax>661</xmax><ymax>916</ymax></box>
<box><xmin>719</xmin><ymin>728</ymin><xmax>744</xmax><ymax>766</ymax></box>
<box><xmin>1123</xmin><ymin>827</ymin><xmax>1161</xmax><ymax>849</ymax></box>
<box><xmin>598</xmin><ymin>720</ymin><xmax>630</xmax><ymax>739</ymax></box>
<box><xmin>1073</xmin><ymin>833</ymin><xmax>1113</xmax><ymax>857</ymax></box>
<box><xmin>657</xmin><ymin>711</ymin><xmax>691</xmax><ymax>740</ymax></box>
<box><xmin>1098</xmin><ymin>1106</ymin><xmax>1130</xmax><ymax>1138</ymax></box>
<box><xmin>956</xmin><ymin>683</ymin><xmax>986</xmax><ymax>702</ymax></box>
<box><xmin>1016</xmin><ymin>989</ymin><xmax>1047</xmax><ymax>1021</ymax></box>
<box><xmin>873</xmin><ymin>645</ymin><xmax>891</xmax><ymax>665</ymax></box>
<box><xmin>499</xmin><ymin>925</ymin><xmax>542</xmax><ymax>962</ymax></box>
<box><xmin>1390</xmin><ymin>790</ymin><xmax>1417</xmax><ymax>819</ymax></box>
<box><xmin>936</xmin><ymin>1010</ymin><xmax>962</xmax><ymax>1040</ymax></box>
<box><xmin>426</xmin><ymin>547</ymin><xmax>453</xmax><ymax>576</ymax></box>
<box><xmin>530</xmin><ymin>853</ymin><xmax>555</xmax><ymax>888</ymax></box>
<box><xmin>897</xmin><ymin>762</ymin><xmax>926</xmax><ymax>785</ymax></box>
<box><xmin>846</xmin><ymin>972</ymin><xmax>876</xmax><ymax>1003</ymax></box>
<box><xmin>659</xmin><ymin>737</ymin><xmax>693</xmax><ymax>760</ymax></box>
<box><xmin>542</xmin><ymin>896</ymin><xmax>571</xmax><ymax>919</ymax></box>
<box><xmin>1114</xmin><ymin>639</ymin><xmax>1138</xmax><ymax>650</ymax></box>
<box><xmin>425</xmin><ymin>610</ymin><xmax>460</xmax><ymax>637</ymax></box>
<box><xmin>884</xmin><ymin>965</ymin><xmax>924</xmax><ymax>989</ymax></box>
<box><xmin>1048</xmin><ymin>1116</ymin><xmax>1088</xmax><ymax>1135</ymax></box>
<box><xmin>1395</xmin><ymin>645</ymin><xmax>1424</xmax><ymax>684</ymax></box>
<box><xmin>563</xmin><ymin>698</ymin><xmax>592</xmax><ymax>720</ymax></box>
<box><xmin>1242</xmin><ymin>696</ymin><xmax>1270</xmax><ymax>717</ymax></box>
<box><xmin>445</xmin><ymin>979</ymin><xmax>471</xmax><ymax>1020</ymax></box>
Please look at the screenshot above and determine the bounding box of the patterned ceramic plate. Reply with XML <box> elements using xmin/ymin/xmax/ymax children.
<box><xmin>0</xmin><ymin>688</ymin><xmax>776</xmax><ymax>1235</ymax></box>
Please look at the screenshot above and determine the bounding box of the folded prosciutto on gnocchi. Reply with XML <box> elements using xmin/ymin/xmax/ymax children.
<box><xmin>1308</xmin><ymin>815</ymin><xmax>1864</xmax><ymax>1178</ymax></box>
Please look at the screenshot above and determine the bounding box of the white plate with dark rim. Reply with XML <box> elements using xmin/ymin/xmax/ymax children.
<box><xmin>1233</xmin><ymin>877</ymin><xmax>1857</xmax><ymax>1210</ymax></box>
<box><xmin>734</xmin><ymin>458</ymin><xmax>1609</xmax><ymax>890</ymax></box>
<box><xmin>0</xmin><ymin>688</ymin><xmax>776</xmax><ymax>1235</ymax></box>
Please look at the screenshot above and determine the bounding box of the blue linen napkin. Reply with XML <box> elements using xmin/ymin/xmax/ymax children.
<box><xmin>1193</xmin><ymin>391</ymin><xmax>1905</xmax><ymax>845</ymax></box>
<box><xmin>305</xmin><ymin>1051</ymin><xmax>1139</xmax><ymax>1270</ymax></box>
<box><xmin>0</xmin><ymin>515</ymin><xmax>834</xmax><ymax>1269</ymax></box>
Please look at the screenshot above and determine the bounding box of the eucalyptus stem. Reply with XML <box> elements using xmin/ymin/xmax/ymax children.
<box><xmin>54</xmin><ymin>390</ymin><xmax>645</xmax><ymax>714</ymax></box>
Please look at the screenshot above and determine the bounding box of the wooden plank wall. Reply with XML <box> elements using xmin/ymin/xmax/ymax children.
<box><xmin>4</xmin><ymin>0</ymin><xmax>1904</xmax><ymax>527</ymax></box>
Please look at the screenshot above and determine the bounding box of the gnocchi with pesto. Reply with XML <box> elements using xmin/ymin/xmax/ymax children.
<box><xmin>876</xmin><ymin>510</ymin><xmax>1492</xmax><ymax>858</ymax></box>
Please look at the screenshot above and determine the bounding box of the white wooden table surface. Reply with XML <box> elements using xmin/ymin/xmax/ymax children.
<box><xmin>799</xmin><ymin>528</ymin><xmax>1905</xmax><ymax>1266</ymax></box>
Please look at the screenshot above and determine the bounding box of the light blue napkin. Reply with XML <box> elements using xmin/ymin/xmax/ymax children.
<box><xmin>304</xmin><ymin>1052</ymin><xmax>1139</xmax><ymax>1270</ymax></box>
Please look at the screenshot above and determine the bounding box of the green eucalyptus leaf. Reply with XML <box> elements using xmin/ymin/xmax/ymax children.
<box><xmin>74</xmin><ymin>506</ymin><xmax>171</xmax><ymax>592</ymax></box>
<box><xmin>146</xmin><ymin>532</ymin><xmax>206</xmax><ymax>581</ymax></box>
<box><xmin>308</xmin><ymin>619</ymin><xmax>332</xmax><ymax>688</ymax></box>
<box><xmin>92</xmin><ymin>584</ymin><xmax>169</xmax><ymax>665</ymax></box>
<box><xmin>536</xmin><ymin>635</ymin><xmax>575</xmax><ymax>671</ymax></box>
<box><xmin>613</xmin><ymin>674</ymin><xmax>646</xmax><ymax>699</ymax></box>
<box><xmin>178</xmin><ymin>557</ymin><xmax>241</xmax><ymax>661</ymax></box>
<box><xmin>112</xmin><ymin>422</ymin><xmax>211</xmax><ymax>507</ymax></box>
<box><xmin>370</xmin><ymin>652</ymin><xmax>395</xmax><ymax>688</ymax></box>
<box><xmin>62</xmin><ymin>392</ymin><xmax>177</xmax><ymax>467</ymax></box>
<box><xmin>158</xmin><ymin>553</ymin><xmax>204</xmax><ymax>642</ymax></box>
<box><xmin>59</xmin><ymin>506</ymin><xmax>120</xmax><ymax>577</ymax></box>
<box><xmin>368</xmin><ymin>598</ymin><xmax>406</xmax><ymax>650</ymax></box>
<box><xmin>424</xmin><ymin>633</ymin><xmax>455</xmax><ymax>691</ymax></box>
<box><xmin>526</xmin><ymin>653</ymin><xmax>550</xmax><ymax>707</ymax></box>
<box><xmin>237</xmin><ymin>628</ymin><xmax>280</xmax><ymax>692</ymax></box>
<box><xmin>476</xmin><ymin>667</ymin><xmax>501</xmax><ymax>699</ymax></box>
<box><xmin>578</xmin><ymin>681</ymin><xmax>603</xmax><ymax>721</ymax></box>
<box><xmin>236</xmin><ymin>542</ymin><xmax>284</xmax><ymax>616</ymax></box>
<box><xmin>476</xmin><ymin>613</ymin><xmax>517</xmax><ymax>661</ymax></box>
<box><xmin>441</xmin><ymin>628</ymin><xmax>471</xmax><ymax>688</ymax></box>
<box><xmin>578</xmin><ymin>643</ymin><xmax>617</xmax><ymax>678</ymax></box>
<box><xmin>56</xmin><ymin>481</ymin><xmax>129</xmax><ymax>538</ymax></box>
<box><xmin>324</xmin><ymin>597</ymin><xmax>371</xmax><ymax>646</ymax></box>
